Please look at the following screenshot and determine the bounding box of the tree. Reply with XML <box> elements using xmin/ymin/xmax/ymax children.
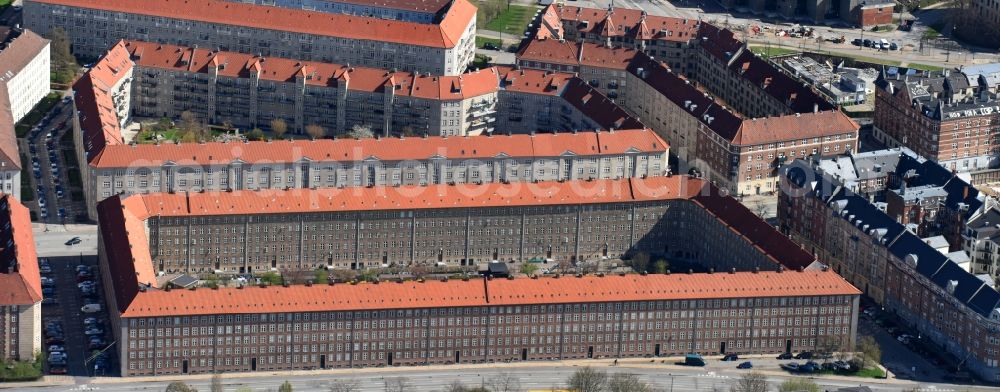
<box><xmin>778</xmin><ymin>377</ymin><xmax>818</xmax><ymax>392</ymax></box>
<box><xmin>857</xmin><ymin>335</ymin><xmax>882</xmax><ymax>370</ymax></box>
<box><xmin>486</xmin><ymin>372</ymin><xmax>521</xmax><ymax>392</ymax></box>
<box><xmin>629</xmin><ymin>252</ymin><xmax>651</xmax><ymax>273</ymax></box>
<box><xmin>653</xmin><ymin>259</ymin><xmax>669</xmax><ymax>274</ymax></box>
<box><xmin>607</xmin><ymin>373</ymin><xmax>652</xmax><ymax>392</ymax></box>
<box><xmin>211</xmin><ymin>373</ymin><xmax>223</xmax><ymax>392</ymax></box>
<box><xmin>305</xmin><ymin>124</ymin><xmax>325</xmax><ymax>140</ymax></box>
<box><xmin>349</xmin><ymin>123</ymin><xmax>374</xmax><ymax>139</ymax></box>
<box><xmin>566</xmin><ymin>367</ymin><xmax>607</xmax><ymax>392</ymax></box>
<box><xmin>165</xmin><ymin>382</ymin><xmax>197</xmax><ymax>392</ymax></box>
<box><xmin>247</xmin><ymin>128</ymin><xmax>265</xmax><ymax>141</ymax></box>
<box><xmin>443</xmin><ymin>381</ymin><xmax>489</xmax><ymax>392</ymax></box>
<box><xmin>270</xmin><ymin>118</ymin><xmax>288</xmax><ymax>139</ymax></box>
<box><xmin>383</xmin><ymin>377</ymin><xmax>410</xmax><ymax>392</ymax></box>
<box><xmin>179</xmin><ymin>111</ymin><xmax>207</xmax><ymax>140</ymax></box>
<box><xmin>519</xmin><ymin>262</ymin><xmax>538</xmax><ymax>276</ymax></box>
<box><xmin>315</xmin><ymin>268</ymin><xmax>330</xmax><ymax>284</ymax></box>
<box><xmin>49</xmin><ymin>27</ymin><xmax>77</xmax><ymax>84</ymax></box>
<box><xmin>816</xmin><ymin>336</ymin><xmax>843</xmax><ymax>361</ymax></box>
<box><xmin>327</xmin><ymin>380</ymin><xmax>360</xmax><ymax>392</ymax></box>
<box><xmin>278</xmin><ymin>381</ymin><xmax>293</xmax><ymax>392</ymax></box>
<box><xmin>730</xmin><ymin>371</ymin><xmax>767</xmax><ymax>392</ymax></box>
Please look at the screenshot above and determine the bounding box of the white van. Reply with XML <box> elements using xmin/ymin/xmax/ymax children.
<box><xmin>81</xmin><ymin>304</ymin><xmax>102</xmax><ymax>313</ymax></box>
<box><xmin>879</xmin><ymin>39</ymin><xmax>889</xmax><ymax>50</ymax></box>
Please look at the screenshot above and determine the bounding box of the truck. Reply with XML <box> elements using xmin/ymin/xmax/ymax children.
<box><xmin>685</xmin><ymin>353</ymin><xmax>706</xmax><ymax>366</ymax></box>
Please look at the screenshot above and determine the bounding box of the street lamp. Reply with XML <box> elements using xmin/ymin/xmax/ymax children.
<box><xmin>859</xmin><ymin>1</ymin><xmax>866</xmax><ymax>50</ymax></box>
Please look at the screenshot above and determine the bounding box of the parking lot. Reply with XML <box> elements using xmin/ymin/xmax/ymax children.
<box><xmin>21</xmin><ymin>96</ymin><xmax>89</xmax><ymax>226</ymax></box>
<box><xmin>858</xmin><ymin>303</ymin><xmax>975</xmax><ymax>385</ymax></box>
<box><xmin>39</xmin><ymin>254</ymin><xmax>117</xmax><ymax>377</ymax></box>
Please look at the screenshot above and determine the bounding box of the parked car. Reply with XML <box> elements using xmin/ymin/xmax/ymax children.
<box><xmin>722</xmin><ymin>353</ymin><xmax>740</xmax><ymax>361</ymax></box>
<box><xmin>889</xmin><ymin>42</ymin><xmax>899</xmax><ymax>50</ymax></box>
<box><xmin>851</xmin><ymin>38</ymin><xmax>862</xmax><ymax>46</ymax></box>
<box><xmin>42</xmin><ymin>297</ymin><xmax>59</xmax><ymax>306</ymax></box>
<box><xmin>737</xmin><ymin>361</ymin><xmax>753</xmax><ymax>369</ymax></box>
<box><xmin>780</xmin><ymin>362</ymin><xmax>800</xmax><ymax>371</ymax></box>
<box><xmin>66</xmin><ymin>237</ymin><xmax>82</xmax><ymax>246</ymax></box>
<box><xmin>39</xmin><ymin>265</ymin><xmax>51</xmax><ymax>274</ymax></box>
<box><xmin>42</xmin><ymin>287</ymin><xmax>55</xmax><ymax>296</ymax></box>
<box><xmin>776</xmin><ymin>352</ymin><xmax>793</xmax><ymax>360</ymax></box>
<box><xmin>794</xmin><ymin>351</ymin><xmax>813</xmax><ymax>359</ymax></box>
<box><xmin>45</xmin><ymin>337</ymin><xmax>64</xmax><ymax>345</ymax></box>
<box><xmin>48</xmin><ymin>366</ymin><xmax>67</xmax><ymax>375</ymax></box>
<box><xmin>81</xmin><ymin>304</ymin><xmax>102</xmax><ymax>313</ymax></box>
<box><xmin>800</xmin><ymin>362</ymin><xmax>819</xmax><ymax>373</ymax></box>
<box><xmin>84</xmin><ymin>327</ymin><xmax>104</xmax><ymax>336</ymax></box>
<box><xmin>47</xmin><ymin>345</ymin><xmax>65</xmax><ymax>353</ymax></box>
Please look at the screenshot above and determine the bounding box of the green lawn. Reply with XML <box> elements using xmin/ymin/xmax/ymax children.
<box><xmin>749</xmin><ymin>46</ymin><xmax>800</xmax><ymax>58</ymax></box>
<box><xmin>475</xmin><ymin>36</ymin><xmax>503</xmax><ymax>49</ymax></box>
<box><xmin>15</xmin><ymin>93</ymin><xmax>61</xmax><ymax>138</ymax></box>
<box><xmin>0</xmin><ymin>355</ymin><xmax>43</xmax><ymax>382</ymax></box>
<box><xmin>483</xmin><ymin>5</ymin><xmax>539</xmax><ymax>36</ymax></box>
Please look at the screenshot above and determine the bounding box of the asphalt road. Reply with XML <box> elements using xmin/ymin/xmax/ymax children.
<box><xmin>19</xmin><ymin>362</ymin><xmax>996</xmax><ymax>392</ymax></box>
<box><xmin>33</xmin><ymin>225</ymin><xmax>98</xmax><ymax>258</ymax></box>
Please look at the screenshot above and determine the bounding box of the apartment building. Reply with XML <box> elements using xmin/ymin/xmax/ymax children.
<box><xmin>971</xmin><ymin>0</ymin><xmax>1000</xmax><ymax>27</ymax></box>
<box><xmin>964</xmin><ymin>207</ymin><xmax>1000</xmax><ymax>283</ymax></box>
<box><xmin>811</xmin><ymin>148</ymin><xmax>982</xmax><ymax>250</ymax></box>
<box><xmin>97</xmin><ymin>174</ymin><xmax>852</xmax><ymax>376</ymax></box>
<box><xmin>873</xmin><ymin>65</ymin><xmax>1000</xmax><ymax>173</ymax></box>
<box><xmin>624</xmin><ymin>53</ymin><xmax>858</xmax><ymax>195</ymax></box>
<box><xmin>0</xmin><ymin>194</ymin><xmax>42</xmax><ymax>361</ymax></box>
<box><xmin>494</xmin><ymin>66</ymin><xmax>642</xmax><ymax>135</ymax></box>
<box><xmin>72</xmin><ymin>42</ymin><xmax>646</xmax><ymax>220</ymax></box>
<box><xmin>536</xmin><ymin>4</ymin><xmax>699</xmax><ymax>73</ymax></box>
<box><xmin>516</xmin><ymin>39</ymin><xmax>636</xmax><ymax>106</ymax></box>
<box><xmin>23</xmin><ymin>0</ymin><xmax>476</xmax><ymax>75</ymax></box>
<box><xmin>80</xmin><ymin>129</ymin><xmax>666</xmax><ymax>217</ymax></box>
<box><xmin>220</xmin><ymin>0</ymin><xmax>450</xmax><ymax>23</ymax></box>
<box><xmin>778</xmin><ymin>161</ymin><xmax>1000</xmax><ymax>382</ymax></box>
<box><xmin>0</xmin><ymin>27</ymin><xmax>49</xmax><ymax>200</ymax></box>
<box><xmin>98</xmin><ymin>176</ymin><xmax>816</xmax><ymax>275</ymax></box>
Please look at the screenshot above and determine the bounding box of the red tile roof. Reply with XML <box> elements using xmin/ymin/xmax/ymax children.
<box><xmin>98</xmin><ymin>176</ymin><xmax>831</xmax><ymax>316</ymax></box>
<box><xmin>72</xmin><ymin>41</ymin><xmax>132</xmax><ymax>164</ymax></box>
<box><xmin>517</xmin><ymin>39</ymin><xmax>638</xmax><ymax>70</ymax></box>
<box><xmin>549</xmin><ymin>5</ymin><xmax>698</xmax><ymax>43</ymax></box>
<box><xmin>733</xmin><ymin>112</ymin><xmax>860</xmax><ymax>146</ymax></box>
<box><xmin>116</xmin><ymin>270</ymin><xmax>857</xmax><ymax>317</ymax></box>
<box><xmin>90</xmin><ymin>128</ymin><xmax>666</xmax><ymax>168</ymax></box>
<box><xmin>33</xmin><ymin>0</ymin><xmax>476</xmax><ymax>48</ymax></box>
<box><xmin>124</xmin><ymin>41</ymin><xmax>498</xmax><ymax>99</ymax></box>
<box><xmin>0</xmin><ymin>194</ymin><xmax>41</xmax><ymax>305</ymax></box>
<box><xmin>486</xmin><ymin>271</ymin><xmax>859</xmax><ymax>306</ymax></box>
<box><xmin>123</xmin><ymin>176</ymin><xmax>701</xmax><ymax>219</ymax></box>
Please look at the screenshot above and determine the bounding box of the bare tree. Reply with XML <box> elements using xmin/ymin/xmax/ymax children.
<box><xmin>778</xmin><ymin>377</ymin><xmax>818</xmax><ymax>392</ymax></box>
<box><xmin>349</xmin><ymin>123</ymin><xmax>374</xmax><ymax>139</ymax></box>
<box><xmin>210</xmin><ymin>373</ymin><xmax>223</xmax><ymax>392</ymax></box>
<box><xmin>327</xmin><ymin>380</ymin><xmax>360</xmax><ymax>392</ymax></box>
<box><xmin>270</xmin><ymin>118</ymin><xmax>289</xmax><ymax>139</ymax></box>
<box><xmin>629</xmin><ymin>252</ymin><xmax>651</xmax><ymax>273</ymax></box>
<box><xmin>607</xmin><ymin>373</ymin><xmax>652</xmax><ymax>392</ymax></box>
<box><xmin>857</xmin><ymin>335</ymin><xmax>882</xmax><ymax>370</ymax></box>
<box><xmin>305</xmin><ymin>124</ymin><xmax>325</xmax><ymax>140</ymax></box>
<box><xmin>730</xmin><ymin>371</ymin><xmax>767</xmax><ymax>392</ymax></box>
<box><xmin>383</xmin><ymin>377</ymin><xmax>411</xmax><ymax>392</ymax></box>
<box><xmin>566</xmin><ymin>367</ymin><xmax>607</xmax><ymax>392</ymax></box>
<box><xmin>487</xmin><ymin>372</ymin><xmax>522</xmax><ymax>392</ymax></box>
<box><xmin>816</xmin><ymin>336</ymin><xmax>842</xmax><ymax>361</ymax></box>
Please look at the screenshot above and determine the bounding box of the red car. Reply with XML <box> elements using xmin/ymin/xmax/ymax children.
<box><xmin>48</xmin><ymin>366</ymin><xmax>67</xmax><ymax>375</ymax></box>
